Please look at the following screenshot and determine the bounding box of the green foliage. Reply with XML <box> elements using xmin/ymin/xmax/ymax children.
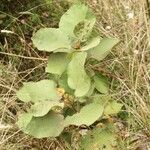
<box><xmin>16</xmin><ymin>3</ymin><xmax>121</xmax><ymax>148</ymax></box>
<box><xmin>46</xmin><ymin>53</ymin><xmax>70</xmax><ymax>75</ymax></box>
<box><xmin>59</xmin><ymin>4</ymin><xmax>95</xmax><ymax>38</ymax></box>
<box><xmin>104</xmin><ymin>101</ymin><xmax>123</xmax><ymax>115</ymax></box>
<box><xmin>94</xmin><ymin>74</ymin><xmax>109</xmax><ymax>94</ymax></box>
<box><xmin>79</xmin><ymin>125</ymin><xmax>117</xmax><ymax>150</ymax></box>
<box><xmin>65</xmin><ymin>102</ymin><xmax>104</xmax><ymax>126</ymax></box>
<box><xmin>18</xmin><ymin>112</ymin><xmax>64</xmax><ymax>138</ymax></box>
<box><xmin>30</xmin><ymin>101</ymin><xmax>64</xmax><ymax>117</ymax></box>
<box><xmin>67</xmin><ymin>52</ymin><xmax>91</xmax><ymax>97</ymax></box>
<box><xmin>32</xmin><ymin>28</ymin><xmax>70</xmax><ymax>52</ymax></box>
<box><xmin>16</xmin><ymin>80</ymin><xmax>60</xmax><ymax>102</ymax></box>
<box><xmin>88</xmin><ymin>38</ymin><xmax>119</xmax><ymax>61</ymax></box>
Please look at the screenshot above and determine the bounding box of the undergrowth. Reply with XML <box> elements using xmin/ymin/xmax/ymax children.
<box><xmin>0</xmin><ymin>0</ymin><xmax>150</xmax><ymax>149</ymax></box>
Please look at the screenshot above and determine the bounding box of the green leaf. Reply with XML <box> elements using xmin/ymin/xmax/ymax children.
<box><xmin>59</xmin><ymin>73</ymin><xmax>74</xmax><ymax>95</ymax></box>
<box><xmin>93</xmin><ymin>94</ymin><xmax>111</xmax><ymax>105</ymax></box>
<box><xmin>32</xmin><ymin>28</ymin><xmax>70</xmax><ymax>52</ymax></box>
<box><xmin>79</xmin><ymin>125</ymin><xmax>117</xmax><ymax>150</ymax></box>
<box><xmin>74</xmin><ymin>18</ymin><xmax>96</xmax><ymax>41</ymax></box>
<box><xmin>16</xmin><ymin>80</ymin><xmax>60</xmax><ymax>103</ymax></box>
<box><xmin>17</xmin><ymin>113</ymin><xmax>33</xmax><ymax>129</ymax></box>
<box><xmin>93</xmin><ymin>74</ymin><xmax>109</xmax><ymax>94</ymax></box>
<box><xmin>59</xmin><ymin>4</ymin><xmax>95</xmax><ymax>38</ymax></box>
<box><xmin>30</xmin><ymin>101</ymin><xmax>64</xmax><ymax>117</ymax></box>
<box><xmin>67</xmin><ymin>52</ymin><xmax>91</xmax><ymax>97</ymax></box>
<box><xmin>46</xmin><ymin>53</ymin><xmax>70</xmax><ymax>75</ymax></box>
<box><xmin>65</xmin><ymin>102</ymin><xmax>104</xmax><ymax>126</ymax></box>
<box><xmin>104</xmin><ymin>101</ymin><xmax>123</xmax><ymax>115</ymax></box>
<box><xmin>24</xmin><ymin>111</ymin><xmax>64</xmax><ymax>138</ymax></box>
<box><xmin>88</xmin><ymin>38</ymin><xmax>119</xmax><ymax>61</ymax></box>
<box><xmin>81</xmin><ymin>37</ymin><xmax>100</xmax><ymax>51</ymax></box>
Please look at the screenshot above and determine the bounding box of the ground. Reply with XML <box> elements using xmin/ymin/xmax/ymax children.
<box><xmin>0</xmin><ymin>0</ymin><xmax>150</xmax><ymax>149</ymax></box>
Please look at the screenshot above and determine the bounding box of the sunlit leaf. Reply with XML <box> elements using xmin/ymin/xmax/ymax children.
<box><xmin>24</xmin><ymin>111</ymin><xmax>64</xmax><ymax>138</ymax></box>
<box><xmin>16</xmin><ymin>80</ymin><xmax>60</xmax><ymax>102</ymax></box>
<box><xmin>93</xmin><ymin>94</ymin><xmax>111</xmax><ymax>104</ymax></box>
<box><xmin>88</xmin><ymin>38</ymin><xmax>119</xmax><ymax>61</ymax></box>
<box><xmin>93</xmin><ymin>74</ymin><xmax>109</xmax><ymax>94</ymax></box>
<box><xmin>104</xmin><ymin>101</ymin><xmax>123</xmax><ymax>115</ymax></box>
<box><xmin>67</xmin><ymin>52</ymin><xmax>91</xmax><ymax>97</ymax></box>
<box><xmin>65</xmin><ymin>102</ymin><xmax>104</xmax><ymax>126</ymax></box>
<box><xmin>30</xmin><ymin>101</ymin><xmax>64</xmax><ymax>117</ymax></box>
<box><xmin>79</xmin><ymin>125</ymin><xmax>117</xmax><ymax>150</ymax></box>
<box><xmin>32</xmin><ymin>28</ymin><xmax>70</xmax><ymax>52</ymax></box>
<box><xmin>59</xmin><ymin>4</ymin><xmax>95</xmax><ymax>38</ymax></box>
<box><xmin>81</xmin><ymin>37</ymin><xmax>100</xmax><ymax>51</ymax></box>
<box><xmin>46</xmin><ymin>53</ymin><xmax>70</xmax><ymax>75</ymax></box>
<box><xmin>17</xmin><ymin>113</ymin><xmax>33</xmax><ymax>130</ymax></box>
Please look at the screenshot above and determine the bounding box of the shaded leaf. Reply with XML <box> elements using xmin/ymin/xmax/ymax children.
<box><xmin>30</xmin><ymin>101</ymin><xmax>64</xmax><ymax>117</ymax></box>
<box><xmin>24</xmin><ymin>111</ymin><xmax>64</xmax><ymax>138</ymax></box>
<box><xmin>59</xmin><ymin>73</ymin><xmax>74</xmax><ymax>95</ymax></box>
<box><xmin>79</xmin><ymin>125</ymin><xmax>117</xmax><ymax>150</ymax></box>
<box><xmin>88</xmin><ymin>38</ymin><xmax>119</xmax><ymax>61</ymax></box>
<box><xmin>74</xmin><ymin>18</ymin><xmax>96</xmax><ymax>41</ymax></box>
<box><xmin>93</xmin><ymin>74</ymin><xmax>109</xmax><ymax>94</ymax></box>
<box><xmin>65</xmin><ymin>102</ymin><xmax>104</xmax><ymax>126</ymax></box>
<box><xmin>46</xmin><ymin>53</ymin><xmax>70</xmax><ymax>75</ymax></box>
<box><xmin>16</xmin><ymin>80</ymin><xmax>60</xmax><ymax>103</ymax></box>
<box><xmin>104</xmin><ymin>101</ymin><xmax>123</xmax><ymax>115</ymax></box>
<box><xmin>67</xmin><ymin>52</ymin><xmax>91</xmax><ymax>97</ymax></box>
<box><xmin>32</xmin><ymin>28</ymin><xmax>70</xmax><ymax>52</ymax></box>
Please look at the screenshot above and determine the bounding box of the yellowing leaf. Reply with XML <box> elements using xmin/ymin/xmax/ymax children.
<box><xmin>65</xmin><ymin>102</ymin><xmax>104</xmax><ymax>126</ymax></box>
<box><xmin>16</xmin><ymin>80</ymin><xmax>60</xmax><ymax>103</ymax></box>
<box><xmin>24</xmin><ymin>111</ymin><xmax>64</xmax><ymax>138</ymax></box>
<box><xmin>88</xmin><ymin>38</ymin><xmax>119</xmax><ymax>61</ymax></box>
<box><xmin>46</xmin><ymin>53</ymin><xmax>70</xmax><ymax>75</ymax></box>
<box><xmin>32</xmin><ymin>28</ymin><xmax>70</xmax><ymax>52</ymax></box>
<box><xmin>67</xmin><ymin>52</ymin><xmax>91</xmax><ymax>97</ymax></box>
<box><xmin>104</xmin><ymin>101</ymin><xmax>123</xmax><ymax>115</ymax></box>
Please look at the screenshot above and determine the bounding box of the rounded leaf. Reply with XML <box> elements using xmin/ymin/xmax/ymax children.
<box><xmin>30</xmin><ymin>101</ymin><xmax>64</xmax><ymax>117</ymax></box>
<box><xmin>24</xmin><ymin>111</ymin><xmax>64</xmax><ymax>138</ymax></box>
<box><xmin>59</xmin><ymin>4</ymin><xmax>95</xmax><ymax>38</ymax></box>
<box><xmin>32</xmin><ymin>28</ymin><xmax>70</xmax><ymax>52</ymax></box>
<box><xmin>16</xmin><ymin>80</ymin><xmax>60</xmax><ymax>103</ymax></box>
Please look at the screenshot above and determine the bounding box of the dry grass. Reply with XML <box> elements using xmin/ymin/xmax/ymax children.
<box><xmin>0</xmin><ymin>0</ymin><xmax>150</xmax><ymax>149</ymax></box>
<box><xmin>88</xmin><ymin>0</ymin><xmax>150</xmax><ymax>149</ymax></box>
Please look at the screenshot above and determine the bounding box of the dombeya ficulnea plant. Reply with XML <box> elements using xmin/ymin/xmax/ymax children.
<box><xmin>16</xmin><ymin>3</ymin><xmax>122</xmax><ymax>149</ymax></box>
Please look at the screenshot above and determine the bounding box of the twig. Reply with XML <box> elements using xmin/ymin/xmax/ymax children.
<box><xmin>0</xmin><ymin>51</ymin><xmax>47</xmax><ymax>61</ymax></box>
